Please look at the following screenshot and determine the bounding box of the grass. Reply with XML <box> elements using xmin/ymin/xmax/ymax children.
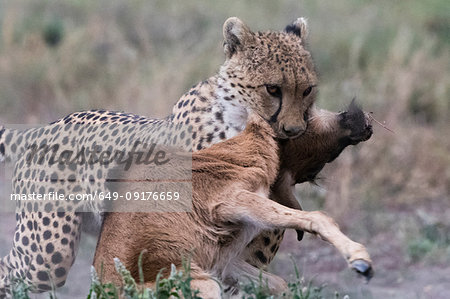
<box><xmin>10</xmin><ymin>277</ymin><xmax>31</xmax><ymax>299</ymax></box>
<box><xmin>8</xmin><ymin>254</ymin><xmax>342</xmax><ymax>299</ymax></box>
<box><xmin>85</xmin><ymin>256</ymin><xmax>348</xmax><ymax>299</ymax></box>
<box><xmin>88</xmin><ymin>256</ymin><xmax>203</xmax><ymax>299</ymax></box>
<box><xmin>406</xmin><ymin>221</ymin><xmax>450</xmax><ymax>263</ymax></box>
<box><xmin>88</xmin><ymin>258</ymin><xmax>201</xmax><ymax>299</ymax></box>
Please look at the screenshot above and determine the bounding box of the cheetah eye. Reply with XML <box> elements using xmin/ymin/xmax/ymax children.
<box><xmin>303</xmin><ymin>86</ymin><xmax>313</xmax><ymax>97</ymax></box>
<box><xmin>265</xmin><ymin>85</ymin><xmax>282</xmax><ymax>98</ymax></box>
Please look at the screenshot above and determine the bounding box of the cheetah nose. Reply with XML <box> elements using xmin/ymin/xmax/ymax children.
<box><xmin>282</xmin><ymin>125</ymin><xmax>304</xmax><ymax>138</ymax></box>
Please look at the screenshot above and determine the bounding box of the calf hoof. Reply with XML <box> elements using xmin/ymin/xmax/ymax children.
<box><xmin>351</xmin><ymin>259</ymin><xmax>374</xmax><ymax>281</ymax></box>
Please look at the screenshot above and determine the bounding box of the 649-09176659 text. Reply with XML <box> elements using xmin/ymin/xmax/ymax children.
<box><xmin>9</xmin><ymin>191</ymin><xmax>181</xmax><ymax>201</ymax></box>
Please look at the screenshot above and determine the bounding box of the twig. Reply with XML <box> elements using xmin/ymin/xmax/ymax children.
<box><xmin>368</xmin><ymin>112</ymin><xmax>395</xmax><ymax>134</ymax></box>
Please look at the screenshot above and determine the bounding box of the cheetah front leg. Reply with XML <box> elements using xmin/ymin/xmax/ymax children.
<box><xmin>0</xmin><ymin>210</ymin><xmax>82</xmax><ymax>295</ymax></box>
<box><xmin>270</xmin><ymin>171</ymin><xmax>304</xmax><ymax>241</ymax></box>
<box><xmin>215</xmin><ymin>190</ymin><xmax>374</xmax><ymax>281</ymax></box>
<box><xmin>242</xmin><ymin>175</ymin><xmax>303</xmax><ymax>269</ymax></box>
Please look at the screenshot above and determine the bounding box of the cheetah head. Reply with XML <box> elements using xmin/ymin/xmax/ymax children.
<box><xmin>221</xmin><ymin>17</ymin><xmax>318</xmax><ymax>139</ymax></box>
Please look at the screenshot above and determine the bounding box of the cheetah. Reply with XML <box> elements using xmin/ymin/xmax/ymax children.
<box><xmin>94</xmin><ymin>107</ymin><xmax>373</xmax><ymax>298</ymax></box>
<box><xmin>0</xmin><ymin>17</ymin><xmax>345</xmax><ymax>296</ymax></box>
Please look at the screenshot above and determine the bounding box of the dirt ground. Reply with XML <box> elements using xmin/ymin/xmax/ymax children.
<box><xmin>273</xmin><ymin>231</ymin><xmax>450</xmax><ymax>299</ymax></box>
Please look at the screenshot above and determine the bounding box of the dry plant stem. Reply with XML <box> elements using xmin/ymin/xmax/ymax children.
<box><xmin>368</xmin><ymin>112</ymin><xmax>395</xmax><ymax>134</ymax></box>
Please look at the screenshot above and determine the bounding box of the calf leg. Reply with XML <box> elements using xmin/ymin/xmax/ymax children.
<box><xmin>215</xmin><ymin>190</ymin><xmax>373</xmax><ymax>279</ymax></box>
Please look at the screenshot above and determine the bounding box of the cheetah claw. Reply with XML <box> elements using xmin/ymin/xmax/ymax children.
<box><xmin>296</xmin><ymin>230</ymin><xmax>304</xmax><ymax>241</ymax></box>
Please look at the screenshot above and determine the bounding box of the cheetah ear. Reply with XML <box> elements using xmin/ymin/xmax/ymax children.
<box><xmin>284</xmin><ymin>17</ymin><xmax>309</xmax><ymax>41</ymax></box>
<box><xmin>223</xmin><ymin>17</ymin><xmax>254</xmax><ymax>58</ymax></box>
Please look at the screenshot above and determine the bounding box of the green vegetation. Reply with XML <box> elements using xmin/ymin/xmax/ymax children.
<box><xmin>88</xmin><ymin>259</ymin><xmax>201</xmax><ymax>299</ymax></box>
<box><xmin>10</xmin><ymin>256</ymin><xmax>337</xmax><ymax>298</ymax></box>
<box><xmin>407</xmin><ymin>222</ymin><xmax>450</xmax><ymax>263</ymax></box>
<box><xmin>10</xmin><ymin>278</ymin><xmax>31</xmax><ymax>299</ymax></box>
<box><xmin>86</xmin><ymin>257</ymin><xmax>343</xmax><ymax>299</ymax></box>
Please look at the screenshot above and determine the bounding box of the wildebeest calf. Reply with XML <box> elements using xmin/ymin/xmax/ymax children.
<box><xmin>94</xmin><ymin>102</ymin><xmax>373</xmax><ymax>298</ymax></box>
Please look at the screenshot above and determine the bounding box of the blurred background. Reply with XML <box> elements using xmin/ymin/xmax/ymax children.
<box><xmin>0</xmin><ymin>0</ymin><xmax>448</xmax><ymax>298</ymax></box>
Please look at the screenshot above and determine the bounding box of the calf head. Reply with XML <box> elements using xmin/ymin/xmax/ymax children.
<box><xmin>279</xmin><ymin>100</ymin><xmax>373</xmax><ymax>185</ymax></box>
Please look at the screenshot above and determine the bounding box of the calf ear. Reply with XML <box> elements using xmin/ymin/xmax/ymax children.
<box><xmin>284</xmin><ymin>17</ymin><xmax>309</xmax><ymax>41</ymax></box>
<box><xmin>223</xmin><ymin>17</ymin><xmax>254</xmax><ymax>58</ymax></box>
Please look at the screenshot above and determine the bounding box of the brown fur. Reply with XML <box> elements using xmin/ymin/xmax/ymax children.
<box><xmin>94</xmin><ymin>106</ymin><xmax>373</xmax><ymax>298</ymax></box>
